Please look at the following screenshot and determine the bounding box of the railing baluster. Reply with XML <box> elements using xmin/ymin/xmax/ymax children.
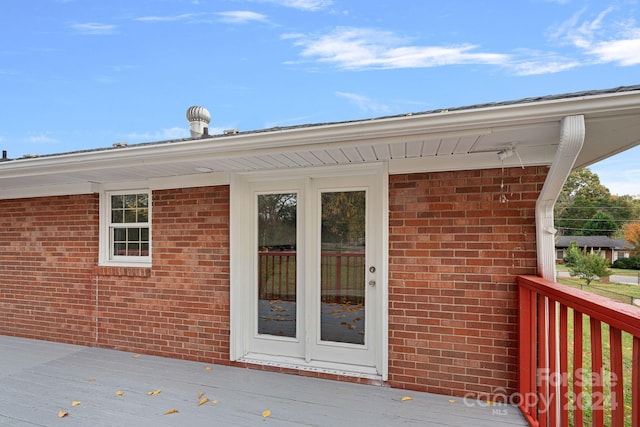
<box><xmin>549</xmin><ymin>300</ymin><xmax>558</xmax><ymax>425</ymax></box>
<box><xmin>574</xmin><ymin>310</ymin><xmax>584</xmax><ymax>427</ymax></box>
<box><xmin>633</xmin><ymin>336</ymin><xmax>640</xmax><ymax>427</ymax></box>
<box><xmin>559</xmin><ymin>304</ymin><xmax>569</xmax><ymax>427</ymax></box>
<box><xmin>609</xmin><ymin>327</ymin><xmax>624</xmax><ymax>427</ymax></box>
<box><xmin>538</xmin><ymin>295</ymin><xmax>548</xmax><ymax>427</ymax></box>
<box><xmin>590</xmin><ymin>318</ymin><xmax>604</xmax><ymax>427</ymax></box>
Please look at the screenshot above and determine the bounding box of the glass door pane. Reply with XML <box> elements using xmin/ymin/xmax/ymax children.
<box><xmin>320</xmin><ymin>191</ymin><xmax>366</xmax><ymax>345</ymax></box>
<box><xmin>257</xmin><ymin>193</ymin><xmax>297</xmax><ymax>338</ymax></box>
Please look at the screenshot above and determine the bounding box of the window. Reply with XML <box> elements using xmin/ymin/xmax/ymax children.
<box><xmin>101</xmin><ymin>190</ymin><xmax>151</xmax><ymax>266</ymax></box>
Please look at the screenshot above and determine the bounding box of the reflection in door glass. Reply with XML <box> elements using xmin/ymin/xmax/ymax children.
<box><xmin>320</xmin><ymin>191</ymin><xmax>366</xmax><ymax>345</ymax></box>
<box><xmin>257</xmin><ymin>193</ymin><xmax>297</xmax><ymax>338</ymax></box>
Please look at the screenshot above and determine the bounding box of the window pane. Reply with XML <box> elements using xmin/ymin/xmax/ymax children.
<box><xmin>113</xmin><ymin>228</ymin><xmax>126</xmax><ymax>241</ymax></box>
<box><xmin>320</xmin><ymin>191</ymin><xmax>366</xmax><ymax>345</ymax></box>
<box><xmin>127</xmin><ymin>228</ymin><xmax>140</xmax><ymax>241</ymax></box>
<box><xmin>141</xmin><ymin>228</ymin><xmax>149</xmax><ymax>241</ymax></box>
<box><xmin>112</xmin><ymin>210</ymin><xmax>123</xmax><ymax>223</ymax></box>
<box><xmin>124</xmin><ymin>194</ymin><xmax>137</xmax><ymax>207</ymax></box>
<box><xmin>257</xmin><ymin>193</ymin><xmax>297</xmax><ymax>338</ymax></box>
<box><xmin>114</xmin><ymin>243</ymin><xmax>126</xmax><ymax>256</ymax></box>
<box><xmin>137</xmin><ymin>209</ymin><xmax>148</xmax><ymax>222</ymax></box>
<box><xmin>111</xmin><ymin>195</ymin><xmax>124</xmax><ymax>209</ymax></box>
<box><xmin>124</xmin><ymin>209</ymin><xmax>137</xmax><ymax>223</ymax></box>
<box><xmin>137</xmin><ymin>194</ymin><xmax>148</xmax><ymax>208</ymax></box>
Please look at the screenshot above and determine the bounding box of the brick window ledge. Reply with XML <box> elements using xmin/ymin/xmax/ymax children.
<box><xmin>94</xmin><ymin>266</ymin><xmax>152</xmax><ymax>277</ymax></box>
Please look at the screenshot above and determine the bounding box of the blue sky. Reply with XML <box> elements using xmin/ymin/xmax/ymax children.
<box><xmin>1</xmin><ymin>0</ymin><xmax>639</xmax><ymax>195</ymax></box>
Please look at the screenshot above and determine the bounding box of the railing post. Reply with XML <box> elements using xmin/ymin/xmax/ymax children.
<box><xmin>518</xmin><ymin>285</ymin><xmax>538</xmax><ymax>425</ymax></box>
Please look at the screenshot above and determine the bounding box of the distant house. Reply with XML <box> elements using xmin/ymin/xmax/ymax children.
<box><xmin>555</xmin><ymin>235</ymin><xmax>633</xmax><ymax>263</ymax></box>
<box><xmin>2</xmin><ymin>85</ymin><xmax>640</xmax><ymax>404</ymax></box>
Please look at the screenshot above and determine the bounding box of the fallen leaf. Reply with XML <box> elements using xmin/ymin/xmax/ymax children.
<box><xmin>198</xmin><ymin>397</ymin><xmax>210</xmax><ymax>406</ymax></box>
<box><xmin>205</xmin><ymin>366</ymin><xmax>212</xmax><ymax>371</ymax></box>
<box><xmin>132</xmin><ymin>354</ymin><xmax>141</xmax><ymax>359</ymax></box>
<box><xmin>262</xmin><ymin>409</ymin><xmax>271</xmax><ymax>418</ymax></box>
<box><xmin>211</xmin><ymin>399</ymin><xmax>218</xmax><ymax>404</ymax></box>
<box><xmin>147</xmin><ymin>389</ymin><xmax>161</xmax><ymax>396</ymax></box>
<box><xmin>88</xmin><ymin>378</ymin><xmax>96</xmax><ymax>383</ymax></box>
<box><xmin>71</xmin><ymin>401</ymin><xmax>81</xmax><ymax>407</ymax></box>
<box><xmin>198</xmin><ymin>391</ymin><xmax>205</xmax><ymax>399</ymax></box>
<box><xmin>448</xmin><ymin>399</ymin><xmax>456</xmax><ymax>403</ymax></box>
<box><xmin>487</xmin><ymin>400</ymin><xmax>496</xmax><ymax>405</ymax></box>
<box><xmin>164</xmin><ymin>409</ymin><xmax>179</xmax><ymax>415</ymax></box>
<box><xmin>401</xmin><ymin>396</ymin><xmax>413</xmax><ymax>401</ymax></box>
<box><xmin>58</xmin><ymin>410</ymin><xmax>68</xmax><ymax>418</ymax></box>
<box><xmin>116</xmin><ymin>390</ymin><xmax>124</xmax><ymax>396</ymax></box>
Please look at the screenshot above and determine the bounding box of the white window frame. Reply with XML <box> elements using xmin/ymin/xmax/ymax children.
<box><xmin>99</xmin><ymin>189</ymin><xmax>152</xmax><ymax>267</ymax></box>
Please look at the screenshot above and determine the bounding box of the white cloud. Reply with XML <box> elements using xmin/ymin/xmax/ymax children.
<box><xmin>291</xmin><ymin>27</ymin><xmax>510</xmax><ymax>70</ymax></box>
<box><xmin>70</xmin><ymin>22</ymin><xmax>116</xmax><ymax>35</ymax></box>
<box><xmin>259</xmin><ymin>0</ymin><xmax>332</xmax><ymax>11</ymax></box>
<box><xmin>217</xmin><ymin>11</ymin><xmax>269</xmax><ymax>24</ymax></box>
<box><xmin>335</xmin><ymin>92</ymin><xmax>390</xmax><ymax>114</ymax></box>
<box><xmin>135</xmin><ymin>13</ymin><xmax>199</xmax><ymax>23</ymax></box>
<box><xmin>588</xmin><ymin>32</ymin><xmax>640</xmax><ymax>65</ymax></box>
<box><xmin>549</xmin><ymin>7</ymin><xmax>640</xmax><ymax>66</ymax></box>
<box><xmin>136</xmin><ymin>11</ymin><xmax>267</xmax><ymax>25</ymax></box>
<box><xmin>29</xmin><ymin>134</ymin><xmax>58</xmax><ymax>144</ymax></box>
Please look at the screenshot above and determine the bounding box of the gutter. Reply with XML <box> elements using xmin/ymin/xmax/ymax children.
<box><xmin>536</xmin><ymin>115</ymin><xmax>585</xmax><ymax>280</ymax></box>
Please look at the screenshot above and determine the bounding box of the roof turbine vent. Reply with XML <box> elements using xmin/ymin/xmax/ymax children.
<box><xmin>186</xmin><ymin>106</ymin><xmax>211</xmax><ymax>138</ymax></box>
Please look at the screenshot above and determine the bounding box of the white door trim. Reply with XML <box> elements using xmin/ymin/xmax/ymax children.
<box><xmin>229</xmin><ymin>163</ymin><xmax>388</xmax><ymax>380</ymax></box>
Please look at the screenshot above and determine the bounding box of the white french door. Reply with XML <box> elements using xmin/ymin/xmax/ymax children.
<box><xmin>230</xmin><ymin>165</ymin><xmax>387</xmax><ymax>377</ymax></box>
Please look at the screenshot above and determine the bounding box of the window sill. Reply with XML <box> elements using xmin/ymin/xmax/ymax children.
<box><xmin>95</xmin><ymin>265</ymin><xmax>152</xmax><ymax>277</ymax></box>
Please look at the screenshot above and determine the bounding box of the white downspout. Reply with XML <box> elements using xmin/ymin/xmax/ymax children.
<box><xmin>536</xmin><ymin>115</ymin><xmax>585</xmax><ymax>281</ymax></box>
<box><xmin>535</xmin><ymin>115</ymin><xmax>584</xmax><ymax>427</ymax></box>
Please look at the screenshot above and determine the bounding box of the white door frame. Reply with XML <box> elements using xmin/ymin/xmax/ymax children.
<box><xmin>229</xmin><ymin>163</ymin><xmax>388</xmax><ymax>380</ymax></box>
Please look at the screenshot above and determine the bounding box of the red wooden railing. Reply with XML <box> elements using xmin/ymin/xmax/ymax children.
<box><xmin>518</xmin><ymin>275</ymin><xmax>640</xmax><ymax>427</ymax></box>
<box><xmin>258</xmin><ymin>251</ymin><xmax>365</xmax><ymax>303</ymax></box>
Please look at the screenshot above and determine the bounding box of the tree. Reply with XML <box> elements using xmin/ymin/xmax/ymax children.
<box><xmin>555</xmin><ymin>168</ymin><xmax>638</xmax><ymax>236</ymax></box>
<box><xmin>568</xmin><ymin>249</ymin><xmax>612</xmax><ymax>285</ymax></box>
<box><xmin>622</xmin><ymin>222</ymin><xmax>640</xmax><ymax>255</ymax></box>
<box><xmin>582</xmin><ymin>211</ymin><xmax>618</xmax><ymax>237</ymax></box>
<box><xmin>563</xmin><ymin>241</ymin><xmax>582</xmax><ymax>267</ymax></box>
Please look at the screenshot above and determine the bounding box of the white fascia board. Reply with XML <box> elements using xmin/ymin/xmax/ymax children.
<box><xmin>0</xmin><ymin>172</ymin><xmax>231</xmax><ymax>200</ymax></box>
<box><xmin>2</xmin><ymin>90</ymin><xmax>639</xmax><ymax>180</ymax></box>
<box><xmin>0</xmin><ymin>182</ymin><xmax>101</xmax><ymax>200</ymax></box>
<box><xmin>389</xmin><ymin>144</ymin><xmax>557</xmax><ymax>174</ymax></box>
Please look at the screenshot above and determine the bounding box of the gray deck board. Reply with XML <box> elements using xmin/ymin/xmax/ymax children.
<box><xmin>0</xmin><ymin>336</ymin><xmax>527</xmax><ymax>426</ymax></box>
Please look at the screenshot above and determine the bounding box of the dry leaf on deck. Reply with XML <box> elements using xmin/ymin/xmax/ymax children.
<box><xmin>401</xmin><ymin>396</ymin><xmax>413</xmax><ymax>401</ymax></box>
<box><xmin>262</xmin><ymin>409</ymin><xmax>271</xmax><ymax>418</ymax></box>
<box><xmin>147</xmin><ymin>389</ymin><xmax>161</xmax><ymax>396</ymax></box>
<box><xmin>116</xmin><ymin>390</ymin><xmax>124</xmax><ymax>396</ymax></box>
<box><xmin>58</xmin><ymin>410</ymin><xmax>68</xmax><ymax>418</ymax></box>
<box><xmin>71</xmin><ymin>401</ymin><xmax>81</xmax><ymax>407</ymax></box>
<box><xmin>205</xmin><ymin>366</ymin><xmax>212</xmax><ymax>371</ymax></box>
<box><xmin>132</xmin><ymin>354</ymin><xmax>141</xmax><ymax>359</ymax></box>
<box><xmin>88</xmin><ymin>378</ymin><xmax>96</xmax><ymax>383</ymax></box>
<box><xmin>164</xmin><ymin>408</ymin><xmax>179</xmax><ymax>415</ymax></box>
<box><xmin>448</xmin><ymin>399</ymin><xmax>456</xmax><ymax>403</ymax></box>
<box><xmin>198</xmin><ymin>391</ymin><xmax>205</xmax><ymax>399</ymax></box>
<box><xmin>198</xmin><ymin>397</ymin><xmax>210</xmax><ymax>406</ymax></box>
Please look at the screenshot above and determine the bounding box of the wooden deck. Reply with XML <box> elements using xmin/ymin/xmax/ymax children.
<box><xmin>0</xmin><ymin>336</ymin><xmax>527</xmax><ymax>426</ymax></box>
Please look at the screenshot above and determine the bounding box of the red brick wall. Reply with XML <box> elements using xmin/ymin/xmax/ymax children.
<box><xmin>94</xmin><ymin>186</ymin><xmax>230</xmax><ymax>362</ymax></box>
<box><xmin>0</xmin><ymin>194</ymin><xmax>99</xmax><ymax>344</ymax></box>
<box><xmin>387</xmin><ymin>166</ymin><xmax>548</xmax><ymax>399</ymax></box>
<box><xmin>0</xmin><ymin>186</ymin><xmax>231</xmax><ymax>364</ymax></box>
